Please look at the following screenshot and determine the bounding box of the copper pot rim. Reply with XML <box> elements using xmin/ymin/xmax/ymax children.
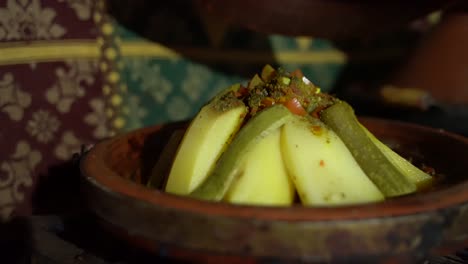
<box><xmin>81</xmin><ymin>117</ymin><xmax>468</xmax><ymax>222</ymax></box>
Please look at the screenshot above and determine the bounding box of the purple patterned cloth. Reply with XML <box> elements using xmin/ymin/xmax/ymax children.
<box><xmin>0</xmin><ymin>0</ymin><xmax>109</xmax><ymax>220</ymax></box>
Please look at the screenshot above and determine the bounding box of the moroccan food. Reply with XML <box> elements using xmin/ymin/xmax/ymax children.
<box><xmin>151</xmin><ymin>65</ymin><xmax>434</xmax><ymax>206</ymax></box>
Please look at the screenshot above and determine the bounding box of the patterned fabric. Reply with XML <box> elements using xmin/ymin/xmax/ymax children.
<box><xmin>0</xmin><ymin>0</ymin><xmax>106</xmax><ymax>220</ymax></box>
<box><xmin>0</xmin><ymin>0</ymin><xmax>438</xmax><ymax>221</ymax></box>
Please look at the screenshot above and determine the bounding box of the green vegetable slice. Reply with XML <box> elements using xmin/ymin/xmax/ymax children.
<box><xmin>261</xmin><ymin>64</ymin><xmax>276</xmax><ymax>82</ymax></box>
<box><xmin>320</xmin><ymin>101</ymin><xmax>417</xmax><ymax>197</ymax></box>
<box><xmin>360</xmin><ymin>124</ymin><xmax>433</xmax><ymax>190</ymax></box>
<box><xmin>248</xmin><ymin>74</ymin><xmax>264</xmax><ymax>89</ymax></box>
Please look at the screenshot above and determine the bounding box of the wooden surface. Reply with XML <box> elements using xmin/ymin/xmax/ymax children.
<box><xmin>1</xmin><ymin>204</ymin><xmax>467</xmax><ymax>263</ymax></box>
<box><xmin>15</xmin><ymin>214</ymin><xmax>468</xmax><ymax>264</ymax></box>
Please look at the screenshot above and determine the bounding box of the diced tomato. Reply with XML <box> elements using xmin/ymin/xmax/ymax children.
<box><xmin>235</xmin><ymin>86</ymin><xmax>249</xmax><ymax>98</ymax></box>
<box><xmin>261</xmin><ymin>97</ymin><xmax>275</xmax><ymax>107</ymax></box>
<box><xmin>283</xmin><ymin>98</ymin><xmax>307</xmax><ymax>116</ymax></box>
<box><xmin>311</xmin><ymin>105</ymin><xmax>326</xmax><ymax>118</ymax></box>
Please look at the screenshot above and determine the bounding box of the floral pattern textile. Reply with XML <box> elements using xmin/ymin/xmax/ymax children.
<box><xmin>0</xmin><ymin>0</ymin><xmax>104</xmax><ymax>220</ymax></box>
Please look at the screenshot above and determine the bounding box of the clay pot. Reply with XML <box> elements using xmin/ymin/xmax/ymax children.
<box><xmin>80</xmin><ymin>118</ymin><xmax>468</xmax><ymax>263</ymax></box>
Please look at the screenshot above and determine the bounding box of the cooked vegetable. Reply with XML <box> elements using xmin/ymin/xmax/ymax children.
<box><xmin>155</xmin><ymin>65</ymin><xmax>434</xmax><ymax>206</ymax></box>
<box><xmin>248</xmin><ymin>74</ymin><xmax>264</xmax><ymax>89</ymax></box>
<box><xmin>281</xmin><ymin>116</ymin><xmax>384</xmax><ymax>205</ymax></box>
<box><xmin>284</xmin><ymin>98</ymin><xmax>307</xmax><ymax>116</ymax></box>
<box><xmin>320</xmin><ymin>101</ymin><xmax>417</xmax><ymax>197</ymax></box>
<box><xmin>165</xmin><ymin>86</ymin><xmax>247</xmax><ymax>195</ymax></box>
<box><xmin>360</xmin><ymin>124</ymin><xmax>434</xmax><ymax>190</ymax></box>
<box><xmin>190</xmin><ymin>105</ymin><xmax>294</xmax><ymax>201</ymax></box>
<box><xmin>261</xmin><ymin>64</ymin><xmax>276</xmax><ymax>82</ymax></box>
<box><xmin>225</xmin><ymin>129</ymin><xmax>295</xmax><ymax>206</ymax></box>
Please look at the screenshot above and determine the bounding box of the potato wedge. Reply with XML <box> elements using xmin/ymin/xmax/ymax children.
<box><xmin>165</xmin><ymin>102</ymin><xmax>247</xmax><ymax>195</ymax></box>
<box><xmin>224</xmin><ymin>129</ymin><xmax>295</xmax><ymax>206</ymax></box>
<box><xmin>281</xmin><ymin>117</ymin><xmax>384</xmax><ymax>205</ymax></box>
<box><xmin>191</xmin><ymin>105</ymin><xmax>294</xmax><ymax>201</ymax></box>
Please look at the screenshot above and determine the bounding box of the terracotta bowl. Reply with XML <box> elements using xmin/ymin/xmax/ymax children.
<box><xmin>80</xmin><ymin>117</ymin><xmax>468</xmax><ymax>263</ymax></box>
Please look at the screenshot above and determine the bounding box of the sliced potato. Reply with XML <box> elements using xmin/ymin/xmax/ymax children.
<box><xmin>165</xmin><ymin>103</ymin><xmax>247</xmax><ymax>195</ymax></box>
<box><xmin>224</xmin><ymin>129</ymin><xmax>295</xmax><ymax>206</ymax></box>
<box><xmin>191</xmin><ymin>105</ymin><xmax>294</xmax><ymax>201</ymax></box>
<box><xmin>281</xmin><ymin>117</ymin><xmax>384</xmax><ymax>206</ymax></box>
